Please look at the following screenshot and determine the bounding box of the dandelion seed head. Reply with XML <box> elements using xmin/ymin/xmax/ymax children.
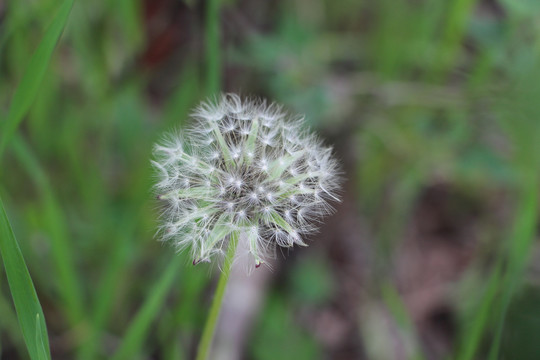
<box><xmin>152</xmin><ymin>94</ymin><xmax>341</xmax><ymax>268</ymax></box>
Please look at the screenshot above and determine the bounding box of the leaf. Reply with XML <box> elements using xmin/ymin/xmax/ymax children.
<box><xmin>0</xmin><ymin>197</ymin><xmax>51</xmax><ymax>360</ymax></box>
<box><xmin>0</xmin><ymin>1</ymin><xmax>75</xmax><ymax>357</ymax></box>
<box><xmin>0</xmin><ymin>0</ymin><xmax>75</xmax><ymax>158</ymax></box>
<box><xmin>12</xmin><ymin>135</ymin><xmax>84</xmax><ymax>325</ymax></box>
<box><xmin>456</xmin><ymin>266</ymin><xmax>501</xmax><ymax>360</ymax></box>
<box><xmin>110</xmin><ymin>258</ymin><xmax>182</xmax><ymax>360</ymax></box>
<box><xmin>35</xmin><ymin>314</ymin><xmax>48</xmax><ymax>360</ymax></box>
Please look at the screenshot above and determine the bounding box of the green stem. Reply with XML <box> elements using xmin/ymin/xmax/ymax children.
<box><xmin>205</xmin><ymin>0</ymin><xmax>221</xmax><ymax>95</ymax></box>
<box><xmin>487</xmin><ymin>175</ymin><xmax>539</xmax><ymax>360</ymax></box>
<box><xmin>196</xmin><ymin>232</ymin><xmax>239</xmax><ymax>360</ymax></box>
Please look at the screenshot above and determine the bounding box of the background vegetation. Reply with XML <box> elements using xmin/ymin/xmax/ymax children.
<box><xmin>1</xmin><ymin>0</ymin><xmax>540</xmax><ymax>359</ymax></box>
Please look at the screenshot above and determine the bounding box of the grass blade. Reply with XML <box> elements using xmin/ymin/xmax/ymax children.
<box><xmin>381</xmin><ymin>283</ymin><xmax>426</xmax><ymax>360</ymax></box>
<box><xmin>0</xmin><ymin>0</ymin><xmax>75</xmax><ymax>158</ymax></box>
<box><xmin>487</xmin><ymin>178</ymin><xmax>539</xmax><ymax>359</ymax></box>
<box><xmin>455</xmin><ymin>265</ymin><xmax>500</xmax><ymax>360</ymax></box>
<box><xmin>35</xmin><ymin>314</ymin><xmax>48</xmax><ymax>360</ymax></box>
<box><xmin>12</xmin><ymin>135</ymin><xmax>85</xmax><ymax>325</ymax></box>
<box><xmin>0</xmin><ymin>196</ymin><xmax>51</xmax><ymax>360</ymax></box>
<box><xmin>205</xmin><ymin>0</ymin><xmax>221</xmax><ymax>95</ymax></box>
<box><xmin>78</xmin><ymin>220</ymin><xmax>135</xmax><ymax>360</ymax></box>
<box><xmin>110</xmin><ymin>257</ymin><xmax>182</xmax><ymax>360</ymax></box>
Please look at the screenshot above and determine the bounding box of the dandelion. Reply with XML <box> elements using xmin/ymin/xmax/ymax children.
<box><xmin>152</xmin><ymin>94</ymin><xmax>341</xmax><ymax>360</ymax></box>
<box><xmin>152</xmin><ymin>94</ymin><xmax>341</xmax><ymax>269</ymax></box>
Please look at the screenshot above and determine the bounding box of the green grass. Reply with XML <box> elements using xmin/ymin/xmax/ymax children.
<box><xmin>111</xmin><ymin>256</ymin><xmax>183</xmax><ymax>360</ymax></box>
<box><xmin>0</xmin><ymin>0</ymin><xmax>75</xmax><ymax>157</ymax></box>
<box><xmin>1</xmin><ymin>0</ymin><xmax>540</xmax><ymax>358</ymax></box>
<box><xmin>0</xmin><ymin>1</ymin><xmax>75</xmax><ymax>359</ymax></box>
<box><xmin>0</xmin><ymin>197</ymin><xmax>50</xmax><ymax>360</ymax></box>
<box><xmin>12</xmin><ymin>135</ymin><xmax>84</xmax><ymax>326</ymax></box>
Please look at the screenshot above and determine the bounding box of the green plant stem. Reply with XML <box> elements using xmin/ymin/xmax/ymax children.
<box><xmin>196</xmin><ymin>232</ymin><xmax>239</xmax><ymax>360</ymax></box>
<box><xmin>487</xmin><ymin>175</ymin><xmax>539</xmax><ymax>360</ymax></box>
<box><xmin>111</xmin><ymin>256</ymin><xmax>182</xmax><ymax>360</ymax></box>
<box><xmin>205</xmin><ymin>0</ymin><xmax>221</xmax><ymax>95</ymax></box>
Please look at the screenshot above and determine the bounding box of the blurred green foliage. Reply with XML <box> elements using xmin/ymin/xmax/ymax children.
<box><xmin>250</xmin><ymin>295</ymin><xmax>321</xmax><ymax>360</ymax></box>
<box><xmin>1</xmin><ymin>0</ymin><xmax>540</xmax><ymax>359</ymax></box>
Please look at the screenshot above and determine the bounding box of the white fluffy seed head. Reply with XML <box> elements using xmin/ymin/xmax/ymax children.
<box><xmin>152</xmin><ymin>94</ymin><xmax>341</xmax><ymax>269</ymax></box>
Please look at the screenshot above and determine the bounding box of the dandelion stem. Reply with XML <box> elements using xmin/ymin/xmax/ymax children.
<box><xmin>195</xmin><ymin>232</ymin><xmax>239</xmax><ymax>360</ymax></box>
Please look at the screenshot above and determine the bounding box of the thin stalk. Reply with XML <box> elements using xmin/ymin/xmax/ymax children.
<box><xmin>195</xmin><ymin>232</ymin><xmax>239</xmax><ymax>360</ymax></box>
<box><xmin>111</xmin><ymin>256</ymin><xmax>182</xmax><ymax>360</ymax></box>
<box><xmin>205</xmin><ymin>0</ymin><xmax>221</xmax><ymax>95</ymax></box>
<box><xmin>12</xmin><ymin>135</ymin><xmax>84</xmax><ymax>326</ymax></box>
<box><xmin>487</xmin><ymin>175</ymin><xmax>539</xmax><ymax>360</ymax></box>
